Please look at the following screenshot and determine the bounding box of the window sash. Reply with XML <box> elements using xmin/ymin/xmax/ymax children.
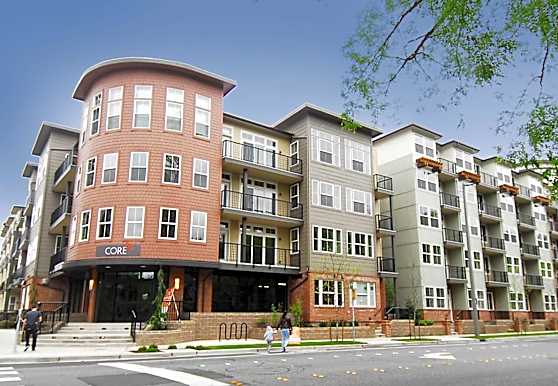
<box><xmin>129</xmin><ymin>152</ymin><xmax>149</xmax><ymax>182</ymax></box>
<box><xmin>193</xmin><ymin>159</ymin><xmax>209</xmax><ymax>188</ymax></box>
<box><xmin>102</xmin><ymin>153</ymin><xmax>118</xmax><ymax>184</ymax></box>
<box><xmin>125</xmin><ymin>207</ymin><xmax>145</xmax><ymax>238</ymax></box>
<box><xmin>190</xmin><ymin>211</ymin><xmax>207</xmax><ymax>242</ymax></box>
<box><xmin>290</xmin><ymin>228</ymin><xmax>299</xmax><ymax>253</ymax></box>
<box><xmin>79</xmin><ymin>210</ymin><xmax>91</xmax><ymax>242</ymax></box>
<box><xmin>163</xmin><ymin>154</ymin><xmax>181</xmax><ymax>184</ymax></box>
<box><xmin>97</xmin><ymin>208</ymin><xmax>113</xmax><ymax>239</ymax></box>
<box><xmin>85</xmin><ymin>157</ymin><xmax>96</xmax><ymax>187</ymax></box>
<box><xmin>159</xmin><ymin>208</ymin><xmax>178</xmax><ymax>239</ymax></box>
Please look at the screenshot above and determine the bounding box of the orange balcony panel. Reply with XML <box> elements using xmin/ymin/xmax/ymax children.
<box><xmin>458</xmin><ymin>170</ymin><xmax>481</xmax><ymax>184</ymax></box>
<box><xmin>533</xmin><ymin>195</ymin><xmax>550</xmax><ymax>206</ymax></box>
<box><xmin>499</xmin><ymin>184</ymin><xmax>519</xmax><ymax>196</ymax></box>
<box><xmin>416</xmin><ymin>157</ymin><xmax>443</xmax><ymax>172</ymax></box>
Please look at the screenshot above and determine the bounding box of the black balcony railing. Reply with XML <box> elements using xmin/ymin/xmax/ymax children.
<box><xmin>53</xmin><ymin>152</ymin><xmax>77</xmax><ymax>183</ymax></box>
<box><xmin>550</xmin><ymin>221</ymin><xmax>558</xmax><ymax>232</ymax></box>
<box><xmin>521</xmin><ymin>243</ymin><xmax>540</xmax><ymax>256</ymax></box>
<box><xmin>524</xmin><ymin>274</ymin><xmax>543</xmax><ymax>286</ymax></box>
<box><xmin>440</xmin><ymin>192</ymin><xmax>460</xmax><ymax>208</ymax></box>
<box><xmin>446</xmin><ymin>265</ymin><xmax>466</xmax><ymax>280</ymax></box>
<box><xmin>443</xmin><ymin>228</ymin><xmax>463</xmax><ymax>243</ymax></box>
<box><xmin>439</xmin><ymin>158</ymin><xmax>458</xmax><ymax>174</ymax></box>
<box><xmin>374</xmin><ymin>174</ymin><xmax>393</xmax><ymax>192</ymax></box>
<box><xmin>221</xmin><ymin>190</ymin><xmax>302</xmax><ymax>220</ymax></box>
<box><xmin>483</xmin><ymin>236</ymin><xmax>505</xmax><ymax>250</ymax></box>
<box><xmin>485</xmin><ymin>270</ymin><xmax>509</xmax><ymax>283</ymax></box>
<box><xmin>377</xmin><ymin>257</ymin><xmax>396</xmax><ymax>273</ymax></box>
<box><xmin>375</xmin><ymin>214</ymin><xmax>394</xmax><ymax>231</ymax></box>
<box><xmin>25</xmin><ymin>191</ymin><xmax>35</xmax><ymax>209</ymax></box>
<box><xmin>479</xmin><ymin>204</ymin><xmax>501</xmax><ymax>218</ymax></box>
<box><xmin>49</xmin><ymin>248</ymin><xmax>67</xmax><ymax>272</ymax></box>
<box><xmin>517</xmin><ymin>214</ymin><xmax>535</xmax><ymax>226</ymax></box>
<box><xmin>219</xmin><ymin>242</ymin><xmax>300</xmax><ymax>269</ymax></box>
<box><xmin>222</xmin><ymin>140</ymin><xmax>302</xmax><ymax>174</ymax></box>
<box><xmin>50</xmin><ymin>196</ymin><xmax>73</xmax><ymax>226</ymax></box>
<box><xmin>516</xmin><ymin>183</ymin><xmax>531</xmax><ymax>197</ymax></box>
<box><xmin>480</xmin><ymin>172</ymin><xmax>498</xmax><ymax>187</ymax></box>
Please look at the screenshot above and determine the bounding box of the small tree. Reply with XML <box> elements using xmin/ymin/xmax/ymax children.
<box><xmin>289</xmin><ymin>300</ymin><xmax>303</xmax><ymax>328</ymax></box>
<box><xmin>147</xmin><ymin>268</ymin><xmax>167</xmax><ymax>330</ymax></box>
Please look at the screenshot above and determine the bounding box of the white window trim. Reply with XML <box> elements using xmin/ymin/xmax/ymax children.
<box><xmin>290</xmin><ymin>227</ymin><xmax>300</xmax><ymax>254</ymax></box>
<box><xmin>192</xmin><ymin>158</ymin><xmax>209</xmax><ymax>189</ymax></box>
<box><xmin>344</xmin><ymin>139</ymin><xmax>371</xmax><ymax>175</ymax></box>
<box><xmin>290</xmin><ymin>141</ymin><xmax>300</xmax><ymax>167</ymax></box>
<box><xmin>106</xmin><ymin>86</ymin><xmax>123</xmax><ymax>131</ymax></box>
<box><xmin>421</xmin><ymin>243</ymin><xmax>443</xmax><ymax>265</ymax></box>
<box><xmin>345</xmin><ymin>187</ymin><xmax>372</xmax><ymax>216</ymax></box>
<box><xmin>194</xmin><ymin>94</ymin><xmax>211</xmax><ymax>139</ymax></box>
<box><xmin>290</xmin><ymin>183</ymin><xmax>300</xmax><ymax>209</ymax></box>
<box><xmin>124</xmin><ymin>206</ymin><xmax>145</xmax><ymax>239</ymax></box>
<box><xmin>128</xmin><ymin>152</ymin><xmax>149</xmax><ymax>183</ymax></box>
<box><xmin>84</xmin><ymin>156</ymin><xmax>97</xmax><ymax>188</ymax></box>
<box><xmin>165</xmin><ymin>87</ymin><xmax>184</xmax><ymax>133</ymax></box>
<box><xmin>312</xmin><ymin>225</ymin><xmax>342</xmax><ymax>255</ymax></box>
<box><xmin>189</xmin><ymin>211</ymin><xmax>207</xmax><ymax>243</ymax></box>
<box><xmin>69</xmin><ymin>216</ymin><xmax>77</xmax><ymax>247</ymax></box>
<box><xmin>312</xmin><ymin>129</ymin><xmax>340</xmax><ymax>167</ymax></box>
<box><xmin>347</xmin><ymin>231</ymin><xmax>374</xmax><ymax>258</ymax></box>
<box><xmin>79</xmin><ymin>210</ymin><xmax>91</xmax><ymax>242</ymax></box>
<box><xmin>101</xmin><ymin>153</ymin><xmax>118</xmax><ymax>185</ymax></box>
<box><xmin>90</xmin><ymin>91</ymin><xmax>102</xmax><ymax>137</ymax></box>
<box><xmin>312</xmin><ymin>179</ymin><xmax>341</xmax><ymax>210</ymax></box>
<box><xmin>132</xmin><ymin>85</ymin><xmax>153</xmax><ymax>129</ymax></box>
<box><xmin>96</xmin><ymin>207</ymin><xmax>113</xmax><ymax>240</ymax></box>
<box><xmin>314</xmin><ymin>279</ymin><xmax>344</xmax><ymax>307</ymax></box>
<box><xmin>418</xmin><ymin>205</ymin><xmax>440</xmax><ymax>228</ymax></box>
<box><xmin>350</xmin><ymin>282</ymin><xmax>376</xmax><ymax>308</ymax></box>
<box><xmin>158</xmin><ymin>207</ymin><xmax>178</xmax><ymax>240</ymax></box>
<box><xmin>162</xmin><ymin>153</ymin><xmax>182</xmax><ymax>185</ymax></box>
<box><xmin>424</xmin><ymin>286</ymin><xmax>446</xmax><ymax>309</ymax></box>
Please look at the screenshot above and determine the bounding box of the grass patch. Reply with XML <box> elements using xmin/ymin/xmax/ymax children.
<box><xmin>470</xmin><ymin>331</ymin><xmax>558</xmax><ymax>340</ymax></box>
<box><xmin>186</xmin><ymin>340</ymin><xmax>365</xmax><ymax>351</ymax></box>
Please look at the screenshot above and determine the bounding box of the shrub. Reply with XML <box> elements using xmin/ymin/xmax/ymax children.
<box><xmin>186</xmin><ymin>345</ymin><xmax>209</xmax><ymax>350</ymax></box>
<box><xmin>271</xmin><ymin>304</ymin><xmax>280</xmax><ymax>326</ymax></box>
<box><xmin>416</xmin><ymin>319</ymin><xmax>434</xmax><ymax>326</ymax></box>
<box><xmin>0</xmin><ymin>320</ymin><xmax>16</xmax><ymax>329</ymax></box>
<box><xmin>289</xmin><ymin>301</ymin><xmax>303</xmax><ymax>327</ymax></box>
<box><xmin>168</xmin><ymin>344</ymin><xmax>177</xmax><ymax>350</ymax></box>
<box><xmin>136</xmin><ymin>346</ymin><xmax>147</xmax><ymax>353</ymax></box>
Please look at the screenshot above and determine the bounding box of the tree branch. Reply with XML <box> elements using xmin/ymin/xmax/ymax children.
<box><xmin>538</xmin><ymin>42</ymin><xmax>550</xmax><ymax>89</ymax></box>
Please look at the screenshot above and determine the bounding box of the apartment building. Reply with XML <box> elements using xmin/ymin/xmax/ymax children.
<box><xmin>0</xmin><ymin>206</ymin><xmax>26</xmax><ymax>313</ymax></box>
<box><xmin>374</xmin><ymin>124</ymin><xmax>558</xmax><ymax>321</ymax></box>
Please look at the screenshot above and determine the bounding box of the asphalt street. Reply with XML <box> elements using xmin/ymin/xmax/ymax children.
<box><xmin>7</xmin><ymin>336</ymin><xmax>558</xmax><ymax>386</ymax></box>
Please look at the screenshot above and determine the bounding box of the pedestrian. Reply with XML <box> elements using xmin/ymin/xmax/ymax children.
<box><xmin>276</xmin><ymin>312</ymin><xmax>292</xmax><ymax>353</ymax></box>
<box><xmin>23</xmin><ymin>305</ymin><xmax>42</xmax><ymax>352</ymax></box>
<box><xmin>263</xmin><ymin>325</ymin><xmax>274</xmax><ymax>353</ymax></box>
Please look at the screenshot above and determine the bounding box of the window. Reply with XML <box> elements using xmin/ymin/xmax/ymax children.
<box><xmin>312</xmin><ymin>180</ymin><xmax>341</xmax><ymax>209</ymax></box>
<box><xmin>190</xmin><ymin>211</ymin><xmax>207</xmax><ymax>242</ymax></box>
<box><xmin>415</xmin><ymin>135</ymin><xmax>435</xmax><ymax>157</ymax></box>
<box><xmin>106</xmin><ymin>86</ymin><xmax>123</xmax><ymax>130</ymax></box>
<box><xmin>417</xmin><ymin>170</ymin><xmax>437</xmax><ymax>192</ymax></box>
<box><xmin>313</xmin><ymin>226</ymin><xmax>342</xmax><ymax>254</ymax></box>
<box><xmin>506</xmin><ymin>256</ymin><xmax>521</xmax><ymax>274</ymax></box>
<box><xmin>312</xmin><ymin>129</ymin><xmax>340</xmax><ymax>166</ymax></box>
<box><xmin>165</xmin><ymin>88</ymin><xmax>184</xmax><ymax>132</ymax></box>
<box><xmin>509</xmin><ymin>292</ymin><xmax>525</xmax><ymax>311</ymax></box>
<box><xmin>129</xmin><ymin>152</ymin><xmax>149</xmax><ymax>182</ymax></box>
<box><xmin>290</xmin><ymin>184</ymin><xmax>300</xmax><ymax>209</ymax></box>
<box><xmin>90</xmin><ymin>92</ymin><xmax>102</xmax><ymax>136</ymax></box>
<box><xmin>97</xmin><ymin>208</ymin><xmax>113</xmax><ymax>239</ymax></box>
<box><xmin>473</xmin><ymin>252</ymin><xmax>482</xmax><ymax>270</ymax></box>
<box><xmin>421</xmin><ymin>244</ymin><xmax>442</xmax><ymax>264</ymax></box>
<box><xmin>540</xmin><ymin>261</ymin><xmax>553</xmax><ymax>278</ymax></box>
<box><xmin>133</xmin><ymin>85</ymin><xmax>152</xmax><ymax>128</ymax></box>
<box><xmin>7</xmin><ymin>296</ymin><xmax>16</xmax><ymax>312</ymax></box>
<box><xmin>544</xmin><ymin>295</ymin><xmax>557</xmax><ymax>311</ymax></box>
<box><xmin>79</xmin><ymin>210</ymin><xmax>91</xmax><ymax>242</ymax></box>
<box><xmin>345</xmin><ymin>139</ymin><xmax>370</xmax><ymax>174</ymax></box>
<box><xmin>69</xmin><ymin>216</ymin><xmax>77</xmax><ymax>247</ymax></box>
<box><xmin>347</xmin><ymin>231</ymin><xmax>373</xmax><ymax>257</ymax></box>
<box><xmin>75</xmin><ymin>165</ymin><xmax>82</xmax><ymax>194</ymax></box>
<box><xmin>101</xmin><ymin>153</ymin><xmax>118</xmax><ymax>184</ymax></box>
<box><xmin>422</xmin><ymin>244</ymin><xmax>431</xmax><ymax>264</ymax></box>
<box><xmin>162</xmin><ymin>154</ymin><xmax>181</xmax><ymax>185</ymax></box>
<box><xmin>350</xmin><ymin>282</ymin><xmax>376</xmax><ymax>308</ymax></box>
<box><xmin>159</xmin><ymin>208</ymin><xmax>178</xmax><ymax>240</ymax></box>
<box><xmin>194</xmin><ymin>94</ymin><xmax>211</xmax><ymax>138</ymax></box>
<box><xmin>192</xmin><ymin>158</ymin><xmax>209</xmax><ymax>189</ymax></box>
<box><xmin>80</xmin><ymin>105</ymin><xmax>88</xmax><ymax>147</ymax></box>
<box><xmin>314</xmin><ymin>280</ymin><xmax>343</xmax><ymax>307</ymax></box>
<box><xmin>470</xmin><ymin>226</ymin><xmax>479</xmax><ymax>236</ymax></box>
<box><xmin>125</xmin><ymin>207</ymin><xmax>145</xmax><ymax>239</ymax></box>
<box><xmin>346</xmin><ymin>188</ymin><xmax>372</xmax><ymax>215</ymax></box>
<box><xmin>85</xmin><ymin>157</ymin><xmax>96</xmax><ymax>187</ymax></box>
<box><xmin>290</xmin><ymin>141</ymin><xmax>299</xmax><ymax>167</ymax></box>
<box><xmin>290</xmin><ymin>228</ymin><xmax>299</xmax><ymax>254</ymax></box>
<box><xmin>476</xmin><ymin>290</ymin><xmax>485</xmax><ymax>309</ymax></box>
<box><xmin>419</xmin><ymin>206</ymin><xmax>439</xmax><ymax>228</ymax></box>
<box><xmin>425</xmin><ymin>287</ymin><xmax>445</xmax><ymax>308</ymax></box>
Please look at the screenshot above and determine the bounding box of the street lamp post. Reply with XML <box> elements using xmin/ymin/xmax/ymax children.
<box><xmin>461</xmin><ymin>182</ymin><xmax>481</xmax><ymax>338</ymax></box>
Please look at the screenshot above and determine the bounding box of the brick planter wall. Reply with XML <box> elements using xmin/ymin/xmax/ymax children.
<box><xmin>299</xmin><ymin>326</ymin><xmax>375</xmax><ymax>340</ymax></box>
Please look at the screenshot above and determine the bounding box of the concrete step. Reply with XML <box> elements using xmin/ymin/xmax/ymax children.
<box><xmin>36</xmin><ymin>340</ymin><xmax>132</xmax><ymax>347</ymax></box>
<box><xmin>52</xmin><ymin>331</ymin><xmax>130</xmax><ymax>337</ymax></box>
<box><xmin>43</xmin><ymin>334</ymin><xmax>131</xmax><ymax>340</ymax></box>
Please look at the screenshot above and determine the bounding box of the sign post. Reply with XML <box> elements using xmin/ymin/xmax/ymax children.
<box><xmin>351</xmin><ymin>283</ymin><xmax>357</xmax><ymax>342</ymax></box>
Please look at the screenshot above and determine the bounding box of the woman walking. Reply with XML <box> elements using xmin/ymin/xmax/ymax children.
<box><xmin>276</xmin><ymin>312</ymin><xmax>292</xmax><ymax>353</ymax></box>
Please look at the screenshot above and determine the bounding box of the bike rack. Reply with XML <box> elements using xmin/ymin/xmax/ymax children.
<box><xmin>218</xmin><ymin>322</ymin><xmax>249</xmax><ymax>341</ymax></box>
<box><xmin>218</xmin><ymin>323</ymin><xmax>227</xmax><ymax>341</ymax></box>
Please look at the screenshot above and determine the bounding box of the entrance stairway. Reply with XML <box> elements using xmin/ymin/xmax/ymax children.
<box><xmin>37</xmin><ymin>322</ymin><xmax>133</xmax><ymax>346</ymax></box>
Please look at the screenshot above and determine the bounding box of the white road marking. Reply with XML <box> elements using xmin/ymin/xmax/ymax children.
<box><xmin>0</xmin><ymin>369</ymin><xmax>13</xmax><ymax>371</ymax></box>
<box><xmin>101</xmin><ymin>362</ymin><xmax>227</xmax><ymax>386</ymax></box>
<box><xmin>0</xmin><ymin>372</ymin><xmax>18</xmax><ymax>376</ymax></box>
<box><xmin>0</xmin><ymin>378</ymin><xmax>21</xmax><ymax>383</ymax></box>
<box><xmin>420</xmin><ymin>352</ymin><xmax>456</xmax><ymax>361</ymax></box>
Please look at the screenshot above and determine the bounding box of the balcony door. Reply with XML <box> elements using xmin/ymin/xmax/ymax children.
<box><xmin>219</xmin><ymin>222</ymin><xmax>229</xmax><ymax>262</ymax></box>
<box><xmin>243</xmin><ymin>179</ymin><xmax>276</xmax><ymax>215</ymax></box>
<box><xmin>241</xmin><ymin>131</ymin><xmax>277</xmax><ymax>168</ymax></box>
<box><xmin>240</xmin><ymin>225</ymin><xmax>277</xmax><ymax>266</ymax></box>
<box><xmin>487</xmin><ymin>291</ymin><xmax>494</xmax><ymax>311</ymax></box>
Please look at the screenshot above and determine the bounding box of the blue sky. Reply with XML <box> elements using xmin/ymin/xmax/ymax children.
<box><xmin>0</xmin><ymin>0</ymin><xmax>553</xmax><ymax>223</ymax></box>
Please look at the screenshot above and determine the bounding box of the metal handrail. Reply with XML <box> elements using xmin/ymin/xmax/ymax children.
<box><xmin>50</xmin><ymin>196</ymin><xmax>73</xmax><ymax>225</ymax></box>
<box><xmin>221</xmin><ymin>190</ymin><xmax>303</xmax><ymax>219</ymax></box>
<box><xmin>222</xmin><ymin>140</ymin><xmax>302</xmax><ymax>174</ymax></box>
<box><xmin>446</xmin><ymin>265</ymin><xmax>466</xmax><ymax>280</ymax></box>
<box><xmin>374</xmin><ymin>174</ymin><xmax>393</xmax><ymax>192</ymax></box>
<box><xmin>439</xmin><ymin>158</ymin><xmax>457</xmax><ymax>174</ymax></box>
<box><xmin>517</xmin><ymin>214</ymin><xmax>535</xmax><ymax>226</ymax></box>
<box><xmin>485</xmin><ymin>270</ymin><xmax>509</xmax><ymax>283</ymax></box>
<box><xmin>440</xmin><ymin>192</ymin><xmax>460</xmax><ymax>208</ymax></box>
<box><xmin>521</xmin><ymin>243</ymin><xmax>540</xmax><ymax>256</ymax></box>
<box><xmin>515</xmin><ymin>183</ymin><xmax>531</xmax><ymax>197</ymax></box>
<box><xmin>219</xmin><ymin>242</ymin><xmax>299</xmax><ymax>269</ymax></box>
<box><xmin>443</xmin><ymin>228</ymin><xmax>463</xmax><ymax>243</ymax></box>
<box><xmin>375</xmin><ymin>214</ymin><xmax>393</xmax><ymax>231</ymax></box>
<box><xmin>483</xmin><ymin>236</ymin><xmax>505</xmax><ymax>250</ymax></box>
<box><xmin>480</xmin><ymin>172</ymin><xmax>498</xmax><ymax>187</ymax></box>
<box><xmin>377</xmin><ymin>257</ymin><xmax>396</xmax><ymax>273</ymax></box>
<box><xmin>524</xmin><ymin>274</ymin><xmax>543</xmax><ymax>286</ymax></box>
<box><xmin>49</xmin><ymin>248</ymin><xmax>67</xmax><ymax>272</ymax></box>
<box><xmin>54</xmin><ymin>152</ymin><xmax>78</xmax><ymax>183</ymax></box>
<box><xmin>479</xmin><ymin>203</ymin><xmax>501</xmax><ymax>218</ymax></box>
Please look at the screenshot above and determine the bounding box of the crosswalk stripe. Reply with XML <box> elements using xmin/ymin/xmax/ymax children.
<box><xmin>0</xmin><ymin>369</ymin><xmax>13</xmax><ymax>372</ymax></box>
<box><xmin>101</xmin><ymin>362</ymin><xmax>227</xmax><ymax>386</ymax></box>
<box><xmin>0</xmin><ymin>372</ymin><xmax>18</xmax><ymax>376</ymax></box>
<box><xmin>0</xmin><ymin>377</ymin><xmax>21</xmax><ymax>383</ymax></box>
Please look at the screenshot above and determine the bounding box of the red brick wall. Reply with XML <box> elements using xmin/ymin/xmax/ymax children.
<box><xmin>68</xmin><ymin>67</ymin><xmax>224</xmax><ymax>264</ymax></box>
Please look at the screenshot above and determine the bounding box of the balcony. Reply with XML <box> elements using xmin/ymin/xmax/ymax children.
<box><xmin>18</xmin><ymin>228</ymin><xmax>30</xmax><ymax>251</ymax></box>
<box><xmin>443</xmin><ymin>228</ymin><xmax>463</xmax><ymax>249</ymax></box>
<box><xmin>446</xmin><ymin>265</ymin><xmax>467</xmax><ymax>284</ymax></box>
<box><xmin>499</xmin><ymin>183</ymin><xmax>519</xmax><ymax>196</ymax></box>
<box><xmin>373</xmin><ymin>174</ymin><xmax>394</xmax><ymax>199</ymax></box>
<box><xmin>485</xmin><ymin>270</ymin><xmax>509</xmax><ymax>287</ymax></box>
<box><xmin>219</xmin><ymin>242</ymin><xmax>300</xmax><ymax>272</ymax></box>
<box><xmin>49</xmin><ymin>196</ymin><xmax>73</xmax><ymax>234</ymax></box>
<box><xmin>550</xmin><ymin>221</ymin><xmax>558</xmax><ymax>240</ymax></box>
<box><xmin>533</xmin><ymin>195</ymin><xmax>550</xmax><ymax>206</ymax></box>
<box><xmin>438</xmin><ymin>158</ymin><xmax>458</xmax><ymax>181</ymax></box>
<box><xmin>482</xmin><ymin>236</ymin><xmax>505</xmax><ymax>255</ymax></box>
<box><xmin>517</xmin><ymin>214</ymin><xmax>536</xmax><ymax>232</ymax></box>
<box><xmin>478</xmin><ymin>204</ymin><xmax>501</xmax><ymax>224</ymax></box>
<box><xmin>52</xmin><ymin>152</ymin><xmax>78</xmax><ymax>193</ymax></box>
<box><xmin>221</xmin><ymin>190</ymin><xmax>303</xmax><ymax>227</ymax></box>
<box><xmin>457</xmin><ymin>170</ymin><xmax>481</xmax><ymax>184</ymax></box>
<box><xmin>521</xmin><ymin>243</ymin><xmax>540</xmax><ymax>260</ymax></box>
<box><xmin>222</xmin><ymin>140</ymin><xmax>302</xmax><ymax>184</ymax></box>
<box><xmin>524</xmin><ymin>274</ymin><xmax>544</xmax><ymax>289</ymax></box>
<box><xmin>416</xmin><ymin>156</ymin><xmax>443</xmax><ymax>172</ymax></box>
<box><xmin>375</xmin><ymin>214</ymin><xmax>395</xmax><ymax>237</ymax></box>
<box><xmin>377</xmin><ymin>257</ymin><xmax>397</xmax><ymax>277</ymax></box>
<box><xmin>515</xmin><ymin>184</ymin><xmax>531</xmax><ymax>204</ymax></box>
<box><xmin>49</xmin><ymin>248</ymin><xmax>67</xmax><ymax>273</ymax></box>
<box><xmin>439</xmin><ymin>192</ymin><xmax>460</xmax><ymax>214</ymax></box>
<box><xmin>23</xmin><ymin>191</ymin><xmax>35</xmax><ymax>217</ymax></box>
<box><xmin>478</xmin><ymin>172</ymin><xmax>498</xmax><ymax>193</ymax></box>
